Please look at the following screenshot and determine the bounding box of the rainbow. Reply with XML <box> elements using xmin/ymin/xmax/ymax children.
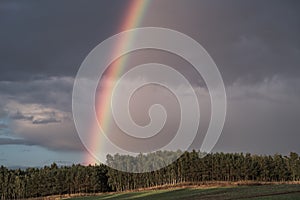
<box><xmin>85</xmin><ymin>0</ymin><xmax>150</xmax><ymax>165</ymax></box>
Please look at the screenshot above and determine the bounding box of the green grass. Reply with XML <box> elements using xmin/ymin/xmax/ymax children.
<box><xmin>67</xmin><ymin>184</ymin><xmax>300</xmax><ymax>200</ymax></box>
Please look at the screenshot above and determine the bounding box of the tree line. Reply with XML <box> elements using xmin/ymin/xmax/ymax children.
<box><xmin>0</xmin><ymin>151</ymin><xmax>300</xmax><ymax>199</ymax></box>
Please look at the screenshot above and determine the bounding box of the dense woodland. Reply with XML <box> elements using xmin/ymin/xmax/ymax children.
<box><xmin>1</xmin><ymin>151</ymin><xmax>300</xmax><ymax>199</ymax></box>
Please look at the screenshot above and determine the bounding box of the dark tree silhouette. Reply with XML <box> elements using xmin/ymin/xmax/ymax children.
<box><xmin>0</xmin><ymin>151</ymin><xmax>299</xmax><ymax>199</ymax></box>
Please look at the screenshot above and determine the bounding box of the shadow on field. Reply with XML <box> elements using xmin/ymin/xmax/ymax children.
<box><xmin>69</xmin><ymin>184</ymin><xmax>300</xmax><ymax>200</ymax></box>
<box><xmin>98</xmin><ymin>188</ymin><xmax>232</xmax><ymax>200</ymax></box>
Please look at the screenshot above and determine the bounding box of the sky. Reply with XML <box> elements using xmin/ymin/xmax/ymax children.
<box><xmin>0</xmin><ymin>0</ymin><xmax>300</xmax><ymax>168</ymax></box>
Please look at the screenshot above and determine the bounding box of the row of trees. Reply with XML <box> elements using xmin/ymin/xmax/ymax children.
<box><xmin>0</xmin><ymin>164</ymin><xmax>109</xmax><ymax>199</ymax></box>
<box><xmin>0</xmin><ymin>151</ymin><xmax>300</xmax><ymax>199</ymax></box>
<box><xmin>107</xmin><ymin>151</ymin><xmax>300</xmax><ymax>191</ymax></box>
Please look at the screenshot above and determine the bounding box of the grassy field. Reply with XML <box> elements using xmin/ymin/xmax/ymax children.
<box><xmin>67</xmin><ymin>184</ymin><xmax>300</xmax><ymax>200</ymax></box>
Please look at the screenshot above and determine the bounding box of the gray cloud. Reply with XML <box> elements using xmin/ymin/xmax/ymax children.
<box><xmin>32</xmin><ymin>118</ymin><xmax>61</xmax><ymax>125</ymax></box>
<box><xmin>10</xmin><ymin>111</ymin><xmax>34</xmax><ymax>121</ymax></box>
<box><xmin>0</xmin><ymin>77</ymin><xmax>83</xmax><ymax>151</ymax></box>
<box><xmin>0</xmin><ymin>138</ymin><xmax>34</xmax><ymax>146</ymax></box>
<box><xmin>213</xmin><ymin>75</ymin><xmax>300</xmax><ymax>155</ymax></box>
<box><xmin>0</xmin><ymin>124</ymin><xmax>8</xmax><ymax>129</ymax></box>
<box><xmin>10</xmin><ymin>109</ymin><xmax>63</xmax><ymax>125</ymax></box>
<box><xmin>0</xmin><ymin>77</ymin><xmax>74</xmax><ymax>112</ymax></box>
<box><xmin>8</xmin><ymin>119</ymin><xmax>84</xmax><ymax>151</ymax></box>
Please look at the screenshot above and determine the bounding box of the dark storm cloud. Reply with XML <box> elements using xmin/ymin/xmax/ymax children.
<box><xmin>144</xmin><ymin>0</ymin><xmax>300</xmax><ymax>84</ymax></box>
<box><xmin>0</xmin><ymin>0</ymin><xmax>299</xmax><ymax>84</ymax></box>
<box><xmin>0</xmin><ymin>0</ymin><xmax>129</xmax><ymax>81</ymax></box>
<box><xmin>0</xmin><ymin>77</ymin><xmax>74</xmax><ymax>112</ymax></box>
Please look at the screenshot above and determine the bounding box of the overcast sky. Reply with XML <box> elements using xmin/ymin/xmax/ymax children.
<box><xmin>0</xmin><ymin>0</ymin><xmax>300</xmax><ymax>168</ymax></box>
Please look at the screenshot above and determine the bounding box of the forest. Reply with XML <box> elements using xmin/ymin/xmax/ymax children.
<box><xmin>1</xmin><ymin>151</ymin><xmax>300</xmax><ymax>199</ymax></box>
